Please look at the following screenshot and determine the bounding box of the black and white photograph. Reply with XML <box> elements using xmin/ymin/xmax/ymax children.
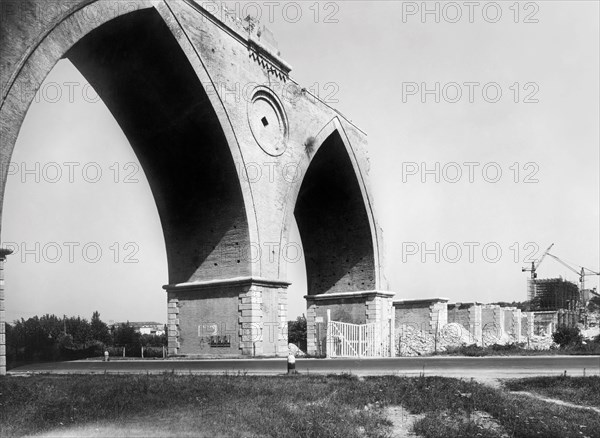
<box><xmin>1</xmin><ymin>1</ymin><xmax>599</xmax><ymax>436</ymax></box>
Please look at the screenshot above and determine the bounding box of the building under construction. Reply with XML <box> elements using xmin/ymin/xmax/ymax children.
<box><xmin>530</xmin><ymin>278</ymin><xmax>580</xmax><ymax>311</ymax></box>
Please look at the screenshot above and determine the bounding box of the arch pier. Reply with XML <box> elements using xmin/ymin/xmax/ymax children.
<box><xmin>0</xmin><ymin>0</ymin><xmax>393</xmax><ymax>358</ymax></box>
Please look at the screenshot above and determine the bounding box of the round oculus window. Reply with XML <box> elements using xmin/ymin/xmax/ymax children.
<box><xmin>247</xmin><ymin>87</ymin><xmax>288</xmax><ymax>156</ymax></box>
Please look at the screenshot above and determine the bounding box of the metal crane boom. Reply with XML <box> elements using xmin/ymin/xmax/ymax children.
<box><xmin>546</xmin><ymin>253</ymin><xmax>600</xmax><ymax>293</ymax></box>
<box><xmin>535</xmin><ymin>244</ymin><xmax>554</xmax><ymax>270</ymax></box>
<box><xmin>546</xmin><ymin>253</ymin><xmax>580</xmax><ymax>277</ymax></box>
<box><xmin>522</xmin><ymin>243</ymin><xmax>554</xmax><ymax>280</ymax></box>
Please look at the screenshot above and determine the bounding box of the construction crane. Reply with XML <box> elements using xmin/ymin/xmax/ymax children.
<box><xmin>522</xmin><ymin>243</ymin><xmax>554</xmax><ymax>280</ymax></box>
<box><xmin>545</xmin><ymin>252</ymin><xmax>600</xmax><ymax>295</ymax></box>
<box><xmin>522</xmin><ymin>243</ymin><xmax>554</xmax><ymax>301</ymax></box>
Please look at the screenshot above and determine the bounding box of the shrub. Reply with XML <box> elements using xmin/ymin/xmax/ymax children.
<box><xmin>459</xmin><ymin>344</ymin><xmax>487</xmax><ymax>356</ymax></box>
<box><xmin>288</xmin><ymin>315</ymin><xmax>307</xmax><ymax>352</ymax></box>
<box><xmin>490</xmin><ymin>343</ymin><xmax>523</xmax><ymax>352</ymax></box>
<box><xmin>552</xmin><ymin>326</ymin><xmax>583</xmax><ymax>348</ymax></box>
<box><xmin>444</xmin><ymin>344</ymin><xmax>488</xmax><ymax>356</ymax></box>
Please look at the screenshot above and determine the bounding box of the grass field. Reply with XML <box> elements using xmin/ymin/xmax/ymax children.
<box><xmin>504</xmin><ymin>375</ymin><xmax>600</xmax><ymax>409</ymax></box>
<box><xmin>1</xmin><ymin>374</ymin><xmax>599</xmax><ymax>437</ymax></box>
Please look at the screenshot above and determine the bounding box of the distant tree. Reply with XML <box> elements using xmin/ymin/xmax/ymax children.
<box><xmin>552</xmin><ymin>326</ymin><xmax>583</xmax><ymax>348</ymax></box>
<box><xmin>587</xmin><ymin>296</ymin><xmax>600</xmax><ymax>313</ymax></box>
<box><xmin>8</xmin><ymin>316</ymin><xmax>58</xmax><ymax>361</ymax></box>
<box><xmin>38</xmin><ymin>314</ymin><xmax>64</xmax><ymax>340</ymax></box>
<box><xmin>57</xmin><ymin>332</ymin><xmax>75</xmax><ymax>349</ymax></box>
<box><xmin>288</xmin><ymin>315</ymin><xmax>307</xmax><ymax>352</ymax></box>
<box><xmin>64</xmin><ymin>316</ymin><xmax>92</xmax><ymax>346</ymax></box>
<box><xmin>5</xmin><ymin>322</ymin><xmax>16</xmax><ymax>364</ymax></box>
<box><xmin>488</xmin><ymin>301</ymin><xmax>531</xmax><ymax>311</ymax></box>
<box><xmin>7</xmin><ymin>313</ymin><xmax>116</xmax><ymax>363</ymax></box>
<box><xmin>140</xmin><ymin>333</ymin><xmax>167</xmax><ymax>347</ymax></box>
<box><xmin>90</xmin><ymin>311</ymin><xmax>111</xmax><ymax>344</ymax></box>
<box><xmin>112</xmin><ymin>322</ymin><xmax>141</xmax><ymax>350</ymax></box>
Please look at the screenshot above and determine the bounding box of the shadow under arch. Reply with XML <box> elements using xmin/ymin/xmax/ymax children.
<box><xmin>293</xmin><ymin>126</ymin><xmax>377</xmax><ymax>296</ymax></box>
<box><xmin>1</xmin><ymin>6</ymin><xmax>254</xmax><ymax>285</ymax></box>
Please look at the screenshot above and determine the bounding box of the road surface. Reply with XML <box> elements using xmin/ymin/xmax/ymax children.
<box><xmin>8</xmin><ymin>356</ymin><xmax>600</xmax><ymax>382</ymax></box>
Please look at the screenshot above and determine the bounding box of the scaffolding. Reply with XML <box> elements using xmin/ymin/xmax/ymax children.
<box><xmin>531</xmin><ymin>277</ymin><xmax>580</xmax><ymax>311</ymax></box>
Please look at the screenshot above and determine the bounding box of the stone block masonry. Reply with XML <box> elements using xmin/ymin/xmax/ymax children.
<box><xmin>503</xmin><ymin>307</ymin><xmax>522</xmax><ymax>343</ymax></box>
<box><xmin>0</xmin><ymin>0</ymin><xmax>390</xmax><ymax>358</ymax></box>
<box><xmin>447</xmin><ymin>303</ymin><xmax>483</xmax><ymax>346</ymax></box>
<box><xmin>165</xmin><ymin>277</ymin><xmax>290</xmax><ymax>357</ymax></box>
<box><xmin>0</xmin><ymin>249</ymin><xmax>12</xmax><ymax>376</ymax></box>
<box><xmin>393</xmin><ymin>298</ymin><xmax>449</xmax><ymax>336</ymax></box>
<box><xmin>482</xmin><ymin>305</ymin><xmax>504</xmax><ymax>345</ymax></box>
<box><xmin>521</xmin><ymin>312</ymin><xmax>534</xmax><ymax>339</ymax></box>
<box><xmin>306</xmin><ymin>291</ymin><xmax>395</xmax><ymax>356</ymax></box>
<box><xmin>167</xmin><ymin>298</ymin><xmax>180</xmax><ymax>355</ymax></box>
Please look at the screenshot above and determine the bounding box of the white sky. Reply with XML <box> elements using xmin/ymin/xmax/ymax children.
<box><xmin>2</xmin><ymin>1</ymin><xmax>599</xmax><ymax>324</ymax></box>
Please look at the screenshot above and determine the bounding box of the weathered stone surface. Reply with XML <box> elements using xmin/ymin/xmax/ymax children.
<box><xmin>0</xmin><ymin>0</ymin><xmax>389</xmax><ymax>357</ymax></box>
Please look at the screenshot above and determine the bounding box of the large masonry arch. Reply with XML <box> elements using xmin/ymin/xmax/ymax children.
<box><xmin>0</xmin><ymin>0</ymin><xmax>392</xmax><ymax>361</ymax></box>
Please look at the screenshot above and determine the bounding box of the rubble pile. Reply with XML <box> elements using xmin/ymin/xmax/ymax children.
<box><xmin>526</xmin><ymin>334</ymin><xmax>556</xmax><ymax>350</ymax></box>
<box><xmin>397</xmin><ymin>325</ymin><xmax>437</xmax><ymax>356</ymax></box>
<box><xmin>288</xmin><ymin>343</ymin><xmax>306</xmax><ymax>357</ymax></box>
<box><xmin>439</xmin><ymin>323</ymin><xmax>477</xmax><ymax>346</ymax></box>
<box><xmin>483</xmin><ymin>332</ymin><xmax>515</xmax><ymax>346</ymax></box>
<box><xmin>396</xmin><ymin>323</ymin><xmax>477</xmax><ymax>357</ymax></box>
<box><xmin>581</xmin><ymin>327</ymin><xmax>600</xmax><ymax>340</ymax></box>
<box><xmin>396</xmin><ymin>323</ymin><xmax>560</xmax><ymax>354</ymax></box>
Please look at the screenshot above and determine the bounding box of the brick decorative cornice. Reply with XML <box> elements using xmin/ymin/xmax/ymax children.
<box><xmin>305</xmin><ymin>290</ymin><xmax>395</xmax><ymax>302</ymax></box>
<box><xmin>164</xmin><ymin>277</ymin><xmax>291</xmax><ymax>292</ymax></box>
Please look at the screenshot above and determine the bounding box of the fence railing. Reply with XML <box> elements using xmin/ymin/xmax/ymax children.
<box><xmin>327</xmin><ymin>319</ymin><xmax>393</xmax><ymax>358</ymax></box>
<box><xmin>105</xmin><ymin>346</ymin><xmax>166</xmax><ymax>358</ymax></box>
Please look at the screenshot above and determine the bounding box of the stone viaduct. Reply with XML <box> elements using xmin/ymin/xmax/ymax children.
<box><xmin>0</xmin><ymin>0</ymin><xmax>393</xmax><ymax>361</ymax></box>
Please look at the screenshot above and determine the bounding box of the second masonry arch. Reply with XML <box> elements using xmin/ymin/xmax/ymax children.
<box><xmin>295</xmin><ymin>129</ymin><xmax>376</xmax><ymax>297</ymax></box>
<box><xmin>1</xmin><ymin>1</ymin><xmax>392</xmax><ymax>358</ymax></box>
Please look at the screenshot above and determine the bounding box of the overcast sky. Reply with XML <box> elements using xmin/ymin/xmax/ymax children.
<box><xmin>2</xmin><ymin>1</ymin><xmax>599</xmax><ymax>324</ymax></box>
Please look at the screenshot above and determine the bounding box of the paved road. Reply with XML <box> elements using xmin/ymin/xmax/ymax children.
<box><xmin>9</xmin><ymin>356</ymin><xmax>600</xmax><ymax>381</ymax></box>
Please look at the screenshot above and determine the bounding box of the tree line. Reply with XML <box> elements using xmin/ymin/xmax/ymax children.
<box><xmin>5</xmin><ymin>311</ymin><xmax>166</xmax><ymax>366</ymax></box>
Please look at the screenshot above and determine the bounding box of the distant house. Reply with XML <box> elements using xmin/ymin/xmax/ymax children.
<box><xmin>112</xmin><ymin>321</ymin><xmax>166</xmax><ymax>336</ymax></box>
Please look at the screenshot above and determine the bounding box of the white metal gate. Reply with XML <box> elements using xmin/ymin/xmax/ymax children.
<box><xmin>327</xmin><ymin>320</ymin><xmax>393</xmax><ymax>358</ymax></box>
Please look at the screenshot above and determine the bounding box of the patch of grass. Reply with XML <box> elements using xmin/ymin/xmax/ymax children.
<box><xmin>504</xmin><ymin>376</ymin><xmax>600</xmax><ymax>408</ymax></box>
<box><xmin>337</xmin><ymin>376</ymin><xmax>600</xmax><ymax>438</ymax></box>
<box><xmin>403</xmin><ymin>378</ymin><xmax>600</xmax><ymax>438</ymax></box>
<box><xmin>2</xmin><ymin>374</ymin><xmax>599</xmax><ymax>437</ymax></box>
<box><xmin>0</xmin><ymin>374</ymin><xmax>391</xmax><ymax>438</ymax></box>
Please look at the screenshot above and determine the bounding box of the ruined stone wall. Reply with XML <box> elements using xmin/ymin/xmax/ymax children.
<box><xmin>558</xmin><ymin>309</ymin><xmax>578</xmax><ymax>327</ymax></box>
<box><xmin>533</xmin><ymin>311</ymin><xmax>558</xmax><ymax>336</ymax></box>
<box><xmin>502</xmin><ymin>307</ymin><xmax>522</xmax><ymax>342</ymax></box>
<box><xmin>482</xmin><ymin>305</ymin><xmax>504</xmax><ymax>344</ymax></box>
<box><xmin>394</xmin><ymin>303</ymin><xmax>431</xmax><ymax>334</ymax></box>
<box><xmin>431</xmin><ymin>301</ymin><xmax>448</xmax><ymax>331</ymax></box>
<box><xmin>448</xmin><ymin>306</ymin><xmax>467</xmax><ymax>327</ymax></box>
<box><xmin>521</xmin><ymin>312</ymin><xmax>534</xmax><ymax>338</ymax></box>
<box><xmin>447</xmin><ymin>304</ymin><xmax>482</xmax><ymax>345</ymax></box>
